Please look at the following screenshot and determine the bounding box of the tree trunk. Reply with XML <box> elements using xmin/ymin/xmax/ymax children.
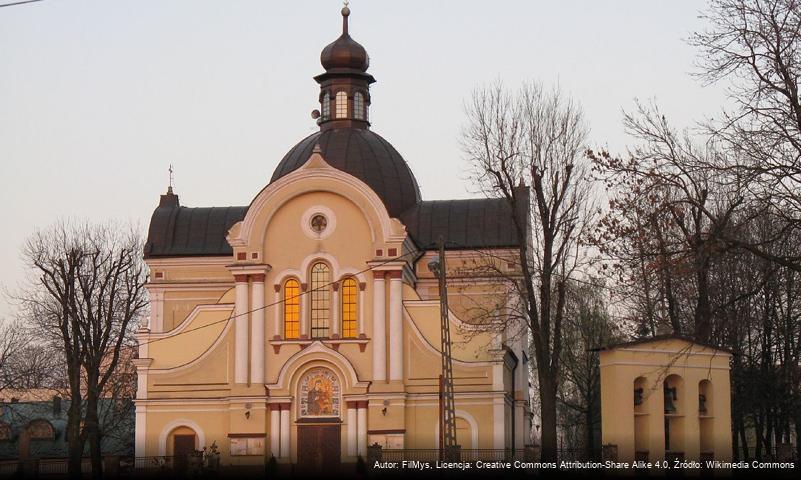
<box><xmin>693</xmin><ymin>252</ymin><xmax>712</xmax><ymax>341</ymax></box>
<box><xmin>85</xmin><ymin>384</ymin><xmax>103</xmax><ymax>480</ymax></box>
<box><xmin>794</xmin><ymin>414</ymin><xmax>801</xmax><ymax>464</ymax></box>
<box><xmin>538</xmin><ymin>372</ymin><xmax>558</xmax><ymax>462</ymax></box>
<box><xmin>657</xmin><ymin>233</ymin><xmax>681</xmax><ymax>334</ymax></box>
<box><xmin>88</xmin><ymin>430</ymin><xmax>102</xmax><ymax>480</ymax></box>
<box><xmin>585</xmin><ymin>402</ymin><xmax>594</xmax><ymax>460</ymax></box>
<box><xmin>737</xmin><ymin>418</ymin><xmax>748</xmax><ymax>460</ymax></box>
<box><xmin>66</xmin><ymin>395</ymin><xmax>83</xmax><ymax>480</ymax></box>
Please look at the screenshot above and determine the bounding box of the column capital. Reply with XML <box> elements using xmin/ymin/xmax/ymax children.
<box><xmin>346</xmin><ymin>401</ymin><xmax>360</xmax><ymax>409</ymax></box>
<box><xmin>251</xmin><ymin>273</ymin><xmax>266</xmax><ymax>283</ymax></box>
<box><xmin>273</xmin><ymin>284</ymin><xmax>282</xmax><ymax>293</ymax></box>
<box><xmin>234</xmin><ymin>274</ymin><xmax>249</xmax><ymax>283</ymax></box>
<box><xmin>332</xmin><ymin>283</ymin><xmax>340</xmax><ymax>292</ymax></box>
<box><xmin>387</xmin><ymin>270</ymin><xmax>402</xmax><ymax>280</ymax></box>
<box><xmin>357</xmin><ymin>400</ymin><xmax>369</xmax><ymax>409</ymax></box>
<box><xmin>372</xmin><ymin>271</ymin><xmax>386</xmax><ymax>281</ymax></box>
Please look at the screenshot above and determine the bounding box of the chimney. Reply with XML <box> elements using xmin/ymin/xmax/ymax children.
<box><xmin>53</xmin><ymin>396</ymin><xmax>61</xmax><ymax>415</ymax></box>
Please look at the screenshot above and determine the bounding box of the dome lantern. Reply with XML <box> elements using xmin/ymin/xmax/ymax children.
<box><xmin>315</xmin><ymin>4</ymin><xmax>375</xmax><ymax>130</ymax></box>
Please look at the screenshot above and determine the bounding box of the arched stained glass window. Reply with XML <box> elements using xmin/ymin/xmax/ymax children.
<box><xmin>284</xmin><ymin>279</ymin><xmax>300</xmax><ymax>339</ymax></box>
<box><xmin>341</xmin><ymin>277</ymin><xmax>358</xmax><ymax>338</ymax></box>
<box><xmin>335</xmin><ymin>91</ymin><xmax>348</xmax><ymax>119</ymax></box>
<box><xmin>353</xmin><ymin>92</ymin><xmax>365</xmax><ymax>120</ymax></box>
<box><xmin>310</xmin><ymin>263</ymin><xmax>331</xmax><ymax>338</ymax></box>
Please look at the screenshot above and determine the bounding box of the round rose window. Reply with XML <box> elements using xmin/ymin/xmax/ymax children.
<box><xmin>310</xmin><ymin>214</ymin><xmax>328</xmax><ymax>234</ymax></box>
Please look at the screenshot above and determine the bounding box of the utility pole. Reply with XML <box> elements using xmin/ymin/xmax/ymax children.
<box><xmin>428</xmin><ymin>235</ymin><xmax>457</xmax><ymax>459</ymax></box>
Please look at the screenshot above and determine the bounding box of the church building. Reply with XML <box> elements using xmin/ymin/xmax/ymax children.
<box><xmin>135</xmin><ymin>5</ymin><xmax>531</xmax><ymax>469</ymax></box>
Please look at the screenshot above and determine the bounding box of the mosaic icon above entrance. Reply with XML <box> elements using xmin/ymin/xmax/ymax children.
<box><xmin>299</xmin><ymin>368</ymin><xmax>341</xmax><ymax>418</ymax></box>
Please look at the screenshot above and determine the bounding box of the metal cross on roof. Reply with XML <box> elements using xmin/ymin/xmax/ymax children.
<box><xmin>168</xmin><ymin>164</ymin><xmax>174</xmax><ymax>194</ymax></box>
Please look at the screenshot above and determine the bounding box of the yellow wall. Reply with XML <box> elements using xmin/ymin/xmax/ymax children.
<box><xmin>600</xmin><ymin>338</ymin><xmax>732</xmax><ymax>463</ymax></box>
<box><xmin>136</xmin><ymin>158</ymin><xmax>526</xmax><ymax>465</ymax></box>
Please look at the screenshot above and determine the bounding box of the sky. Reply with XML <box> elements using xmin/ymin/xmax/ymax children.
<box><xmin>0</xmin><ymin>0</ymin><xmax>729</xmax><ymax>319</ymax></box>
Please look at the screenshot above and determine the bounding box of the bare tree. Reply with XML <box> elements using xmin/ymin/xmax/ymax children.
<box><xmin>15</xmin><ymin>221</ymin><xmax>147</xmax><ymax>480</ymax></box>
<box><xmin>691</xmin><ymin>0</ymin><xmax>801</xmax><ymax>269</ymax></box>
<box><xmin>590</xmin><ymin>101</ymin><xmax>746</xmax><ymax>341</ymax></box>
<box><xmin>0</xmin><ymin>321</ymin><xmax>26</xmax><ymax>392</ymax></box>
<box><xmin>557</xmin><ymin>277</ymin><xmax>620</xmax><ymax>460</ymax></box>
<box><xmin>461</xmin><ymin>81</ymin><xmax>597</xmax><ymax>461</ymax></box>
<box><xmin>592</xmin><ymin>102</ymin><xmax>801</xmax><ymax>458</ymax></box>
<box><xmin>1</xmin><ymin>317</ymin><xmax>60</xmax><ymax>397</ymax></box>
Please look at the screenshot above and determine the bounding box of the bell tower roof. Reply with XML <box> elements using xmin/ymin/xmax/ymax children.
<box><xmin>319</xmin><ymin>4</ymin><xmax>370</xmax><ymax>73</ymax></box>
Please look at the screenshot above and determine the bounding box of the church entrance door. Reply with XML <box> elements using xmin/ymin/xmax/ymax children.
<box><xmin>173</xmin><ymin>434</ymin><xmax>195</xmax><ymax>474</ymax></box>
<box><xmin>297</xmin><ymin>424</ymin><xmax>341</xmax><ymax>472</ymax></box>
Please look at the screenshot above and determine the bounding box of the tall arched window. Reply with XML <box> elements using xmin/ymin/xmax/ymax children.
<box><xmin>341</xmin><ymin>277</ymin><xmax>358</xmax><ymax>338</ymax></box>
<box><xmin>283</xmin><ymin>279</ymin><xmax>300</xmax><ymax>339</ymax></box>
<box><xmin>353</xmin><ymin>92</ymin><xmax>365</xmax><ymax>120</ymax></box>
<box><xmin>335</xmin><ymin>91</ymin><xmax>348</xmax><ymax>119</ymax></box>
<box><xmin>633</xmin><ymin>376</ymin><xmax>649</xmax><ymax>457</ymax></box>
<box><xmin>321</xmin><ymin>91</ymin><xmax>331</xmax><ymax>120</ymax></box>
<box><xmin>310</xmin><ymin>263</ymin><xmax>331</xmax><ymax>338</ymax></box>
<box><xmin>663</xmin><ymin>374</ymin><xmax>685</xmax><ymax>454</ymax></box>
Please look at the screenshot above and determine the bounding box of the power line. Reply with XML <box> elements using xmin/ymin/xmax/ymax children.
<box><xmin>443</xmin><ymin>239</ymin><xmax>615</xmax><ymax>291</ymax></box>
<box><xmin>137</xmin><ymin>248</ymin><xmax>420</xmax><ymax>349</ymax></box>
<box><xmin>0</xmin><ymin>0</ymin><xmax>44</xmax><ymax>8</ymax></box>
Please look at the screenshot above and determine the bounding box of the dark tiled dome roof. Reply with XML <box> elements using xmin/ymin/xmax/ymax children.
<box><xmin>270</xmin><ymin>128</ymin><xmax>422</xmax><ymax>217</ymax></box>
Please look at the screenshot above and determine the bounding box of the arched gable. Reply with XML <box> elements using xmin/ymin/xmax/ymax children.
<box><xmin>266</xmin><ymin>341</ymin><xmax>369</xmax><ymax>394</ymax></box>
<box><xmin>227</xmin><ymin>151</ymin><xmax>407</xmax><ymax>252</ymax></box>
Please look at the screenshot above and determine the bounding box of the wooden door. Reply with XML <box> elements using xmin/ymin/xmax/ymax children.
<box><xmin>297</xmin><ymin>425</ymin><xmax>341</xmax><ymax>472</ymax></box>
<box><xmin>173</xmin><ymin>434</ymin><xmax>195</xmax><ymax>473</ymax></box>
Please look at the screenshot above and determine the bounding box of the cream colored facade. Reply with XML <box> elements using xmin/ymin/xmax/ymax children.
<box><xmin>134</xmin><ymin>6</ymin><xmax>533</xmax><ymax>467</ymax></box>
<box><xmin>135</xmin><ymin>152</ymin><xmax>531</xmax><ymax>466</ymax></box>
<box><xmin>600</xmin><ymin>337</ymin><xmax>732</xmax><ymax>463</ymax></box>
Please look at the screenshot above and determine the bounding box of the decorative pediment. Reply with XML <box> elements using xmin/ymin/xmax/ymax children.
<box><xmin>266</xmin><ymin>341</ymin><xmax>369</xmax><ymax>393</ymax></box>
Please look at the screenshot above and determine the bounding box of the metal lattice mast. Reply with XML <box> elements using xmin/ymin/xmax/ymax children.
<box><xmin>435</xmin><ymin>236</ymin><xmax>457</xmax><ymax>449</ymax></box>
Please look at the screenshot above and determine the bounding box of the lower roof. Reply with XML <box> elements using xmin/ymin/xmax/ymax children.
<box><xmin>144</xmin><ymin>196</ymin><xmax>526</xmax><ymax>259</ymax></box>
<box><xmin>591</xmin><ymin>334</ymin><xmax>734</xmax><ymax>354</ymax></box>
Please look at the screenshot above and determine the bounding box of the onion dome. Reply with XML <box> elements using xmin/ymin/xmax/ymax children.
<box><xmin>320</xmin><ymin>5</ymin><xmax>369</xmax><ymax>72</ymax></box>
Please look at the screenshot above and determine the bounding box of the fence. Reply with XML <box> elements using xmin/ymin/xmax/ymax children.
<box><xmin>368</xmin><ymin>447</ymin><xmax>551</xmax><ymax>465</ymax></box>
<box><xmin>37</xmin><ymin>459</ymin><xmax>80</xmax><ymax>476</ymax></box>
<box><xmin>0</xmin><ymin>458</ymin><xmax>95</xmax><ymax>477</ymax></box>
<box><xmin>0</xmin><ymin>455</ymin><xmax>225</xmax><ymax>478</ymax></box>
<box><xmin>734</xmin><ymin>444</ymin><xmax>798</xmax><ymax>463</ymax></box>
<box><xmin>132</xmin><ymin>455</ymin><xmax>176</xmax><ymax>472</ymax></box>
